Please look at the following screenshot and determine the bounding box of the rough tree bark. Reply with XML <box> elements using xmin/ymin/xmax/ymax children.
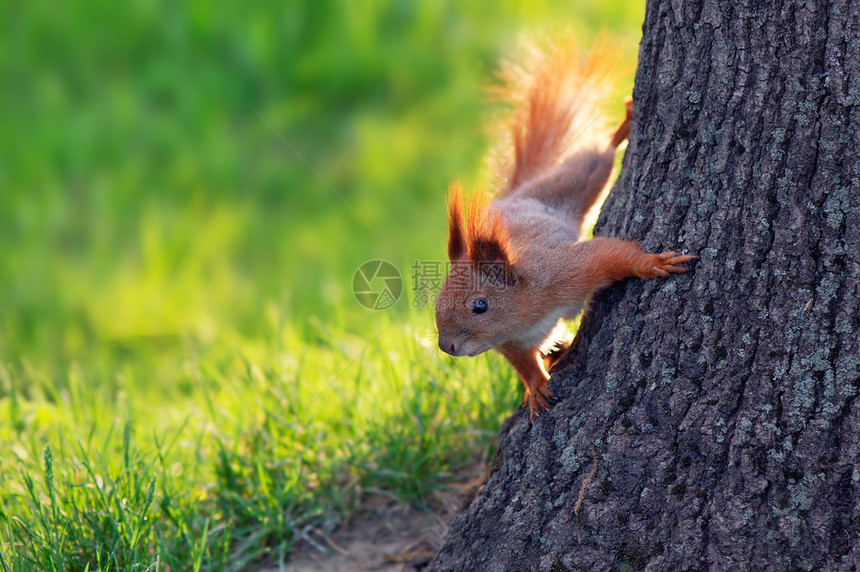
<box><xmin>431</xmin><ymin>0</ymin><xmax>860</xmax><ymax>570</ymax></box>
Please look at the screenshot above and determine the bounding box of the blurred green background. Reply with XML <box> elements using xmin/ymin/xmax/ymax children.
<box><xmin>0</xmin><ymin>0</ymin><xmax>643</xmax><ymax>569</ymax></box>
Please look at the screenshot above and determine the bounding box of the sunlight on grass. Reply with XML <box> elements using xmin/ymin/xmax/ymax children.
<box><xmin>1</xmin><ymin>313</ymin><xmax>518</xmax><ymax>569</ymax></box>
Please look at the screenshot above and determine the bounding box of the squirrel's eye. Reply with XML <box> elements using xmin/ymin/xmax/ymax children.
<box><xmin>471</xmin><ymin>297</ymin><xmax>489</xmax><ymax>315</ymax></box>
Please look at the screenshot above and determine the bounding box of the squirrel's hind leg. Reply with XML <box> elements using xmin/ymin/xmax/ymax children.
<box><xmin>522</xmin><ymin>99</ymin><xmax>633</xmax><ymax>230</ymax></box>
<box><xmin>566</xmin><ymin>99</ymin><xmax>633</xmax><ymax>227</ymax></box>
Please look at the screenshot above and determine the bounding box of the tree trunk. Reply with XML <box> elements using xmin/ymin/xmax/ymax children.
<box><xmin>431</xmin><ymin>0</ymin><xmax>860</xmax><ymax>570</ymax></box>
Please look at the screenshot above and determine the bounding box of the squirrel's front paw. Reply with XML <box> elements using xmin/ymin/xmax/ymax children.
<box><xmin>635</xmin><ymin>251</ymin><xmax>698</xmax><ymax>279</ymax></box>
<box><xmin>525</xmin><ymin>381</ymin><xmax>553</xmax><ymax>421</ymax></box>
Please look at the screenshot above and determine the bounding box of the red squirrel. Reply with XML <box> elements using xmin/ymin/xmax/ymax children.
<box><xmin>435</xmin><ymin>38</ymin><xmax>696</xmax><ymax>421</ymax></box>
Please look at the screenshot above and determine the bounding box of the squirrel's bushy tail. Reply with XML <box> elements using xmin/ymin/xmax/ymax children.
<box><xmin>489</xmin><ymin>36</ymin><xmax>625</xmax><ymax>194</ymax></box>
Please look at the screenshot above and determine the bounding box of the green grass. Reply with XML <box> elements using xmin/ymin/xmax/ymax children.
<box><xmin>1</xmin><ymin>316</ymin><xmax>518</xmax><ymax>569</ymax></box>
<box><xmin>0</xmin><ymin>0</ymin><xmax>642</xmax><ymax>569</ymax></box>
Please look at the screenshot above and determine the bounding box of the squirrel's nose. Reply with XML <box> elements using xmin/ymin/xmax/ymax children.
<box><xmin>439</xmin><ymin>338</ymin><xmax>458</xmax><ymax>355</ymax></box>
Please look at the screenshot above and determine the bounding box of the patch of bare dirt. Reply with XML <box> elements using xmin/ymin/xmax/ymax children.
<box><xmin>256</xmin><ymin>469</ymin><xmax>485</xmax><ymax>572</ymax></box>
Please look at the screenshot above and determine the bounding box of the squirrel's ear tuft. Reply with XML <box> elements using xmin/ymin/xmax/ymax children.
<box><xmin>465</xmin><ymin>197</ymin><xmax>517</xmax><ymax>286</ymax></box>
<box><xmin>447</xmin><ymin>182</ymin><xmax>466</xmax><ymax>261</ymax></box>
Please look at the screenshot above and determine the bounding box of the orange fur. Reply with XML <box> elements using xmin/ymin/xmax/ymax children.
<box><xmin>435</xmin><ymin>37</ymin><xmax>696</xmax><ymax>422</ymax></box>
<box><xmin>488</xmin><ymin>35</ymin><xmax>625</xmax><ymax>193</ymax></box>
